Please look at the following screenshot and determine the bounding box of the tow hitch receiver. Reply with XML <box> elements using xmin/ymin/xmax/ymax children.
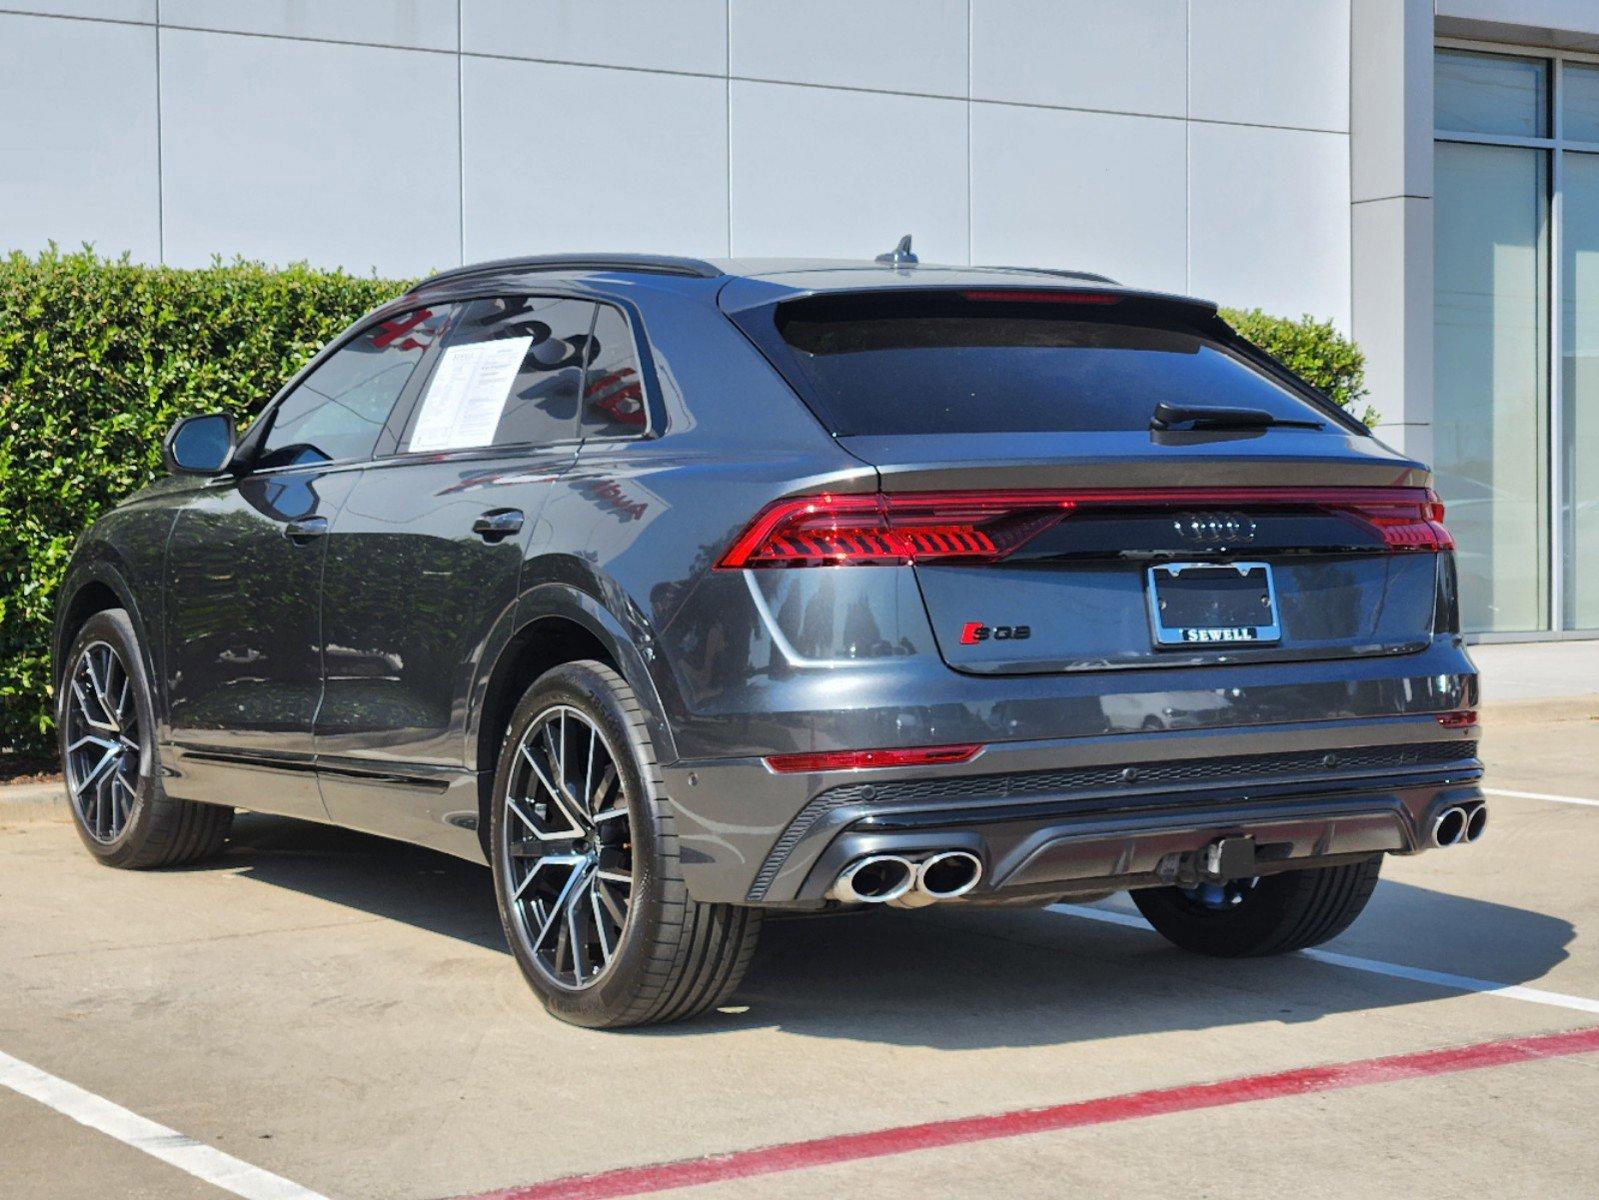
<box><xmin>1201</xmin><ymin>835</ymin><xmax>1257</xmax><ymax>880</ymax></box>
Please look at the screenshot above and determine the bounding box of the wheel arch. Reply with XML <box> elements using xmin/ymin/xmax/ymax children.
<box><xmin>53</xmin><ymin>563</ymin><xmax>160</xmax><ymax>706</ymax></box>
<box><xmin>469</xmin><ymin>579</ymin><xmax>679</xmax><ymax>855</ymax></box>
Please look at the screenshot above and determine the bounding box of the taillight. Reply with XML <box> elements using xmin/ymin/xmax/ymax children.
<box><xmin>718</xmin><ymin>487</ymin><xmax>1453</xmax><ymax>569</ymax></box>
<box><xmin>717</xmin><ymin>493</ymin><xmax>1076</xmax><ymax>569</ymax></box>
<box><xmin>1437</xmin><ymin>710</ymin><xmax>1478</xmax><ymax>729</ymax></box>
<box><xmin>764</xmin><ymin>744</ymin><xmax>982</xmax><ymax>773</ymax></box>
<box><xmin>1347</xmin><ymin>491</ymin><xmax>1454</xmax><ymax>551</ymax></box>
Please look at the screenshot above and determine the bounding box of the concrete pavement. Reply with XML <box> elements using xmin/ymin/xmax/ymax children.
<box><xmin>2</xmin><ymin>699</ymin><xmax>1597</xmax><ymax>1199</ymax></box>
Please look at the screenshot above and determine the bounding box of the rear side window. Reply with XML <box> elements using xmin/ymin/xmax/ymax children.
<box><xmin>402</xmin><ymin>295</ymin><xmax>595</xmax><ymax>453</ymax></box>
<box><xmin>761</xmin><ymin>292</ymin><xmax>1335</xmax><ymax>436</ymax></box>
<box><xmin>260</xmin><ymin>306</ymin><xmax>448</xmax><ymax>468</ymax></box>
<box><xmin>581</xmin><ymin>305</ymin><xmax>648</xmax><ymax>438</ymax></box>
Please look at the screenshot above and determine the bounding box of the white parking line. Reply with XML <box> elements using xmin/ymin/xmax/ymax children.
<box><xmin>1051</xmin><ymin>904</ymin><xmax>1599</xmax><ymax>1016</ymax></box>
<box><xmin>0</xmin><ymin>1049</ymin><xmax>326</xmax><ymax>1200</ymax></box>
<box><xmin>1484</xmin><ymin>787</ymin><xmax>1599</xmax><ymax>809</ymax></box>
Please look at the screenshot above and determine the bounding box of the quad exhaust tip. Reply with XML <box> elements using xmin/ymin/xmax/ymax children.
<box><xmin>1432</xmin><ymin>803</ymin><xmax>1487</xmax><ymax>848</ymax></box>
<box><xmin>829</xmin><ymin>854</ymin><xmax>916</xmax><ymax>905</ymax></box>
<box><xmin>829</xmin><ymin>850</ymin><xmax>983</xmax><ymax>907</ymax></box>
<box><xmin>916</xmin><ymin>850</ymin><xmax>983</xmax><ymax>900</ymax></box>
<box><xmin>1431</xmin><ymin>806</ymin><xmax>1467</xmax><ymax>848</ymax></box>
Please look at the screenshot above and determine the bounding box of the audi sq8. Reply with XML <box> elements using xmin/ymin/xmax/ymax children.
<box><xmin>54</xmin><ymin>251</ymin><xmax>1483</xmax><ymax>1027</ymax></box>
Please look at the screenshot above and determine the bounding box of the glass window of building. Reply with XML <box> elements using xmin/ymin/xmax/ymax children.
<box><xmin>1434</xmin><ymin>47</ymin><xmax>1599</xmax><ymax>634</ymax></box>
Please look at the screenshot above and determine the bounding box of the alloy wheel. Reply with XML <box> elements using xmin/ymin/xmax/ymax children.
<box><xmin>63</xmin><ymin>641</ymin><xmax>142</xmax><ymax>843</ymax></box>
<box><xmin>501</xmin><ymin>705</ymin><xmax>635</xmax><ymax>990</ymax></box>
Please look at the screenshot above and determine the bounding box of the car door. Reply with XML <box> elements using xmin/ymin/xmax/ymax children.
<box><xmin>161</xmin><ymin>304</ymin><xmax>452</xmax><ymax>817</ymax></box>
<box><xmin>315</xmin><ymin>294</ymin><xmax>593</xmax><ymax>853</ymax></box>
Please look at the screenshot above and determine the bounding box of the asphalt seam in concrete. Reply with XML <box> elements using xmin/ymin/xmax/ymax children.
<box><xmin>1052</xmin><ymin>904</ymin><xmax>1599</xmax><ymax>1015</ymax></box>
<box><xmin>450</xmin><ymin>1027</ymin><xmax>1599</xmax><ymax>1200</ymax></box>
<box><xmin>0</xmin><ymin>1047</ymin><xmax>327</xmax><ymax>1200</ymax></box>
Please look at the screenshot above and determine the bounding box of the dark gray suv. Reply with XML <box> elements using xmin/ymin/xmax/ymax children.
<box><xmin>54</xmin><ymin>253</ymin><xmax>1484</xmax><ymax>1027</ymax></box>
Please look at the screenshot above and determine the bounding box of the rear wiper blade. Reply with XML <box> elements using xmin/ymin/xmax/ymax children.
<box><xmin>1150</xmin><ymin>402</ymin><xmax>1324</xmax><ymax>431</ymax></box>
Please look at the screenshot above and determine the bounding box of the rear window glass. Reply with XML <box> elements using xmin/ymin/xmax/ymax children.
<box><xmin>764</xmin><ymin>293</ymin><xmax>1334</xmax><ymax>436</ymax></box>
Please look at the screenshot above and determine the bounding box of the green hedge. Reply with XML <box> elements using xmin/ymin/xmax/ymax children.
<box><xmin>1221</xmin><ymin>306</ymin><xmax>1373</xmax><ymax>424</ymax></box>
<box><xmin>0</xmin><ymin>249</ymin><xmax>407</xmax><ymax>751</ymax></box>
<box><xmin>0</xmin><ymin>249</ymin><xmax>1369</xmax><ymax>753</ymax></box>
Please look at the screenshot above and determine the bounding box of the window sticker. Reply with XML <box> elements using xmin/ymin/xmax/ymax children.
<box><xmin>408</xmin><ymin>337</ymin><xmax>533</xmax><ymax>452</ymax></box>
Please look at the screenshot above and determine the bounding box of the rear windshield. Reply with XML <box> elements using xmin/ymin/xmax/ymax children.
<box><xmin>760</xmin><ymin>292</ymin><xmax>1337</xmax><ymax>436</ymax></box>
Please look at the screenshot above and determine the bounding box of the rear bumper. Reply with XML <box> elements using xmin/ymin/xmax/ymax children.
<box><xmin>663</xmin><ymin>717</ymin><xmax>1482</xmax><ymax>905</ymax></box>
<box><xmin>786</xmin><ymin>775</ymin><xmax>1482</xmax><ymax>904</ymax></box>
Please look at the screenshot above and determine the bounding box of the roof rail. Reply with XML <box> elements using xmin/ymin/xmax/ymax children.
<box><xmin>412</xmin><ymin>253</ymin><xmax>725</xmax><ymax>292</ymax></box>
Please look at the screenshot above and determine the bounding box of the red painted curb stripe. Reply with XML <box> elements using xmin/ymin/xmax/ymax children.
<box><xmin>452</xmin><ymin>1026</ymin><xmax>1599</xmax><ymax>1200</ymax></box>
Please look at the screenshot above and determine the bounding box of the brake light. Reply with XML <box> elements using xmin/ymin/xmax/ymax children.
<box><xmin>960</xmin><ymin>289</ymin><xmax>1121</xmax><ymax>304</ymax></box>
<box><xmin>1437</xmin><ymin>710</ymin><xmax>1478</xmax><ymax>729</ymax></box>
<box><xmin>718</xmin><ymin>487</ymin><xmax>1453</xmax><ymax>569</ymax></box>
<box><xmin>764</xmin><ymin>744</ymin><xmax>982</xmax><ymax>773</ymax></box>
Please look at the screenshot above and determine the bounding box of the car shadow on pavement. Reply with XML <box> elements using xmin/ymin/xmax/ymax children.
<box><xmin>218</xmin><ymin>813</ymin><xmax>1577</xmax><ymax>1050</ymax></box>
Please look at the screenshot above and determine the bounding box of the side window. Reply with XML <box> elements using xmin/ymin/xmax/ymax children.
<box><xmin>581</xmin><ymin>304</ymin><xmax>648</xmax><ymax>438</ymax></box>
<box><xmin>402</xmin><ymin>296</ymin><xmax>595</xmax><ymax>453</ymax></box>
<box><xmin>259</xmin><ymin>307</ymin><xmax>449</xmax><ymax>469</ymax></box>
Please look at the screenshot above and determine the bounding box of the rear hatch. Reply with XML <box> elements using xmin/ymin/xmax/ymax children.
<box><xmin>726</xmin><ymin>284</ymin><xmax>1449</xmax><ymax>674</ymax></box>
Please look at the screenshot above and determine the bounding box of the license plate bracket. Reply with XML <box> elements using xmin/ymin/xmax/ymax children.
<box><xmin>1146</xmin><ymin>561</ymin><xmax>1281</xmax><ymax>648</ymax></box>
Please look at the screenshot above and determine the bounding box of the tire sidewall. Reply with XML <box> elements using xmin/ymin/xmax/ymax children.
<box><xmin>57</xmin><ymin>609</ymin><xmax>166</xmax><ymax>866</ymax></box>
<box><xmin>489</xmin><ymin>661</ymin><xmax>668</xmax><ymax>1027</ymax></box>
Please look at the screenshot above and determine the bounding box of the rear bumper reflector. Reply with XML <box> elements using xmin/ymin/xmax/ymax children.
<box><xmin>763</xmin><ymin>744</ymin><xmax>983</xmax><ymax>774</ymax></box>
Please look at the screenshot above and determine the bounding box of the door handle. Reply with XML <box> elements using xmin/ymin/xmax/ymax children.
<box><xmin>283</xmin><ymin>515</ymin><xmax>329</xmax><ymax>543</ymax></box>
<box><xmin>473</xmin><ymin>508</ymin><xmax>525</xmax><ymax>542</ymax></box>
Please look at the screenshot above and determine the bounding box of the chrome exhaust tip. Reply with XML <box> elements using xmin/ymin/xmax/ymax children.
<box><xmin>829</xmin><ymin>855</ymin><xmax>916</xmax><ymax>905</ymax></box>
<box><xmin>1463</xmin><ymin>803</ymin><xmax>1488</xmax><ymax>844</ymax></box>
<box><xmin>916</xmin><ymin>850</ymin><xmax>983</xmax><ymax>900</ymax></box>
<box><xmin>1431</xmin><ymin>806</ymin><xmax>1468</xmax><ymax>848</ymax></box>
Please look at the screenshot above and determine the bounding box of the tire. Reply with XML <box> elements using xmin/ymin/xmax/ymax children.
<box><xmin>1130</xmin><ymin>856</ymin><xmax>1382</xmax><ymax>957</ymax></box>
<box><xmin>57</xmin><ymin>608</ymin><xmax>233</xmax><ymax>868</ymax></box>
<box><xmin>489</xmin><ymin>660</ymin><xmax>761</xmax><ymax>1028</ymax></box>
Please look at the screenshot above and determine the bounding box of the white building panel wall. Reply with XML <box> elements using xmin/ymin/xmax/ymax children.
<box><xmin>1190</xmin><ymin>0</ymin><xmax>1352</xmax><ymax>131</ymax></box>
<box><xmin>731</xmin><ymin>0</ymin><xmax>967</xmax><ymax>97</ymax></box>
<box><xmin>970</xmin><ymin>103</ymin><xmax>1187</xmax><ymax>294</ymax></box>
<box><xmin>970</xmin><ymin>0</ymin><xmax>1187</xmax><ymax>118</ymax></box>
<box><xmin>463</xmin><ymin>58</ymin><xmax>728</xmax><ymax>261</ymax></box>
<box><xmin>0</xmin><ymin>14</ymin><xmax>159</xmax><ymax>261</ymax></box>
<box><xmin>1188</xmin><ymin>122</ymin><xmax>1352</xmax><ymax>328</ymax></box>
<box><xmin>159</xmin><ymin>28</ymin><xmax>460</xmax><ymax>276</ymax></box>
<box><xmin>729</xmin><ymin>81</ymin><xmax>968</xmax><ymax>261</ymax></box>
<box><xmin>159</xmin><ymin>0</ymin><xmax>458</xmax><ymax>51</ymax></box>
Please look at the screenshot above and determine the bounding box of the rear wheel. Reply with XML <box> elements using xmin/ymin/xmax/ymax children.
<box><xmin>489</xmin><ymin>660</ymin><xmax>760</xmax><ymax>1028</ymax></box>
<box><xmin>1130</xmin><ymin>857</ymin><xmax>1382</xmax><ymax>957</ymax></box>
<box><xmin>58</xmin><ymin>609</ymin><xmax>232</xmax><ymax>868</ymax></box>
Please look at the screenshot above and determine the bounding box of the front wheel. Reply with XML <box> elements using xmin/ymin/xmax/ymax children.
<box><xmin>1131</xmin><ymin>857</ymin><xmax>1382</xmax><ymax>957</ymax></box>
<box><xmin>489</xmin><ymin>660</ymin><xmax>761</xmax><ymax>1028</ymax></box>
<box><xmin>58</xmin><ymin>608</ymin><xmax>232</xmax><ymax>868</ymax></box>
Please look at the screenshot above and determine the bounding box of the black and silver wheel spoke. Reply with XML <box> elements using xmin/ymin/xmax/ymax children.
<box><xmin>503</xmin><ymin>705</ymin><xmax>633</xmax><ymax>989</ymax></box>
<box><xmin>65</xmin><ymin>641</ymin><xmax>141</xmax><ymax>844</ymax></box>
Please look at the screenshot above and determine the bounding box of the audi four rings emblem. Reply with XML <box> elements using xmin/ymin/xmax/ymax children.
<box><xmin>1173</xmin><ymin>512</ymin><xmax>1257</xmax><ymax>543</ymax></box>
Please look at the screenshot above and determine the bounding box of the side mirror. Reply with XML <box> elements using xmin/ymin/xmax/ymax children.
<box><xmin>163</xmin><ymin>413</ymin><xmax>237</xmax><ymax>476</ymax></box>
